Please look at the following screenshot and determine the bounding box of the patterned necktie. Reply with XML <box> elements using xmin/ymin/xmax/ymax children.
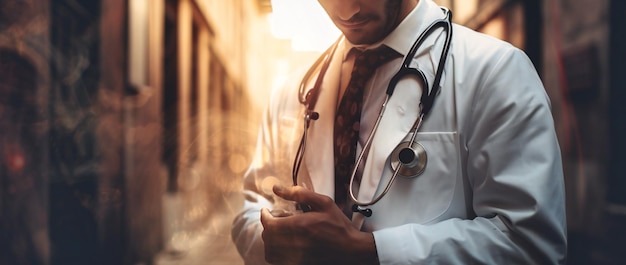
<box><xmin>334</xmin><ymin>45</ymin><xmax>401</xmax><ymax>213</ymax></box>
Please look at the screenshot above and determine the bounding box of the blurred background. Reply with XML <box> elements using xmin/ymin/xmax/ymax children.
<box><xmin>0</xmin><ymin>0</ymin><xmax>624</xmax><ymax>264</ymax></box>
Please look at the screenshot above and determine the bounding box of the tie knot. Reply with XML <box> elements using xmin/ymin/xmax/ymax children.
<box><xmin>351</xmin><ymin>45</ymin><xmax>401</xmax><ymax>78</ymax></box>
<box><xmin>354</xmin><ymin>45</ymin><xmax>401</xmax><ymax>69</ymax></box>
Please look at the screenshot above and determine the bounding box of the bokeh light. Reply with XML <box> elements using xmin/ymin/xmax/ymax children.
<box><xmin>6</xmin><ymin>152</ymin><xmax>26</xmax><ymax>172</ymax></box>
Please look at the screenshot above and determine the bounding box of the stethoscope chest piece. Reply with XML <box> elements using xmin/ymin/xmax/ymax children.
<box><xmin>390</xmin><ymin>141</ymin><xmax>427</xmax><ymax>178</ymax></box>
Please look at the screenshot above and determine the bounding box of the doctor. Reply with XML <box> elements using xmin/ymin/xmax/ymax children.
<box><xmin>232</xmin><ymin>0</ymin><xmax>567</xmax><ymax>264</ymax></box>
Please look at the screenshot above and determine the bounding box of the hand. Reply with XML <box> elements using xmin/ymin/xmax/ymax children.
<box><xmin>260</xmin><ymin>185</ymin><xmax>378</xmax><ymax>265</ymax></box>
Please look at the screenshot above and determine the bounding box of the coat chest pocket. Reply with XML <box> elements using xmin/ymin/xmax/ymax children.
<box><xmin>370</xmin><ymin>131</ymin><xmax>460</xmax><ymax>227</ymax></box>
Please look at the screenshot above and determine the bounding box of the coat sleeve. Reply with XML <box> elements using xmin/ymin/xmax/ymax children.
<box><xmin>372</xmin><ymin>46</ymin><xmax>567</xmax><ymax>264</ymax></box>
<box><xmin>230</xmin><ymin>120</ymin><xmax>275</xmax><ymax>265</ymax></box>
<box><xmin>231</xmin><ymin>70</ymin><xmax>306</xmax><ymax>265</ymax></box>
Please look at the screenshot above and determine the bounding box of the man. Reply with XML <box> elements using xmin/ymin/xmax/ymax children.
<box><xmin>232</xmin><ymin>0</ymin><xmax>567</xmax><ymax>264</ymax></box>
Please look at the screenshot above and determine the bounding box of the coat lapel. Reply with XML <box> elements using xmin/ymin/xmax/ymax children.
<box><xmin>303</xmin><ymin>38</ymin><xmax>347</xmax><ymax>199</ymax></box>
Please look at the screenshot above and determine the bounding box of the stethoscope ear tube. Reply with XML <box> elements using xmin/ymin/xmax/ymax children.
<box><xmin>386</xmin><ymin>67</ymin><xmax>429</xmax><ymax>96</ymax></box>
<box><xmin>292</xmin><ymin>38</ymin><xmax>340</xmax><ymax>188</ymax></box>
<box><xmin>298</xmin><ymin>38</ymin><xmax>341</xmax><ymax>112</ymax></box>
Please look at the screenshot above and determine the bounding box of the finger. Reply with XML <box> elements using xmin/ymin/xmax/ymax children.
<box><xmin>260</xmin><ymin>208</ymin><xmax>274</xmax><ymax>228</ymax></box>
<box><xmin>261</xmin><ymin>208</ymin><xmax>282</xmax><ymax>244</ymax></box>
<box><xmin>270</xmin><ymin>209</ymin><xmax>294</xmax><ymax>217</ymax></box>
<box><xmin>273</xmin><ymin>185</ymin><xmax>334</xmax><ymax>211</ymax></box>
<box><xmin>261</xmin><ymin>208</ymin><xmax>296</xmax><ymax>235</ymax></box>
<box><xmin>265</xmin><ymin>247</ymin><xmax>305</xmax><ymax>265</ymax></box>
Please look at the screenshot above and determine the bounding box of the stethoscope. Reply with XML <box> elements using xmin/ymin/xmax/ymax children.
<box><xmin>292</xmin><ymin>8</ymin><xmax>453</xmax><ymax>217</ymax></box>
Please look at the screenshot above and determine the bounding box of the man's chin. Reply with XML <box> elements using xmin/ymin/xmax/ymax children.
<box><xmin>343</xmin><ymin>32</ymin><xmax>382</xmax><ymax>46</ymax></box>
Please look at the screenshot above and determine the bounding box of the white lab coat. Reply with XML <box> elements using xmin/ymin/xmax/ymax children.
<box><xmin>232</xmin><ymin>0</ymin><xmax>567</xmax><ymax>264</ymax></box>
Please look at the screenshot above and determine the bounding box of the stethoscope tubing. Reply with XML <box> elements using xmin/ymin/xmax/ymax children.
<box><xmin>350</xmin><ymin>9</ymin><xmax>452</xmax><ymax>208</ymax></box>
<box><xmin>292</xmin><ymin>40</ymin><xmax>340</xmax><ymax>186</ymax></box>
<box><xmin>293</xmin><ymin>8</ymin><xmax>453</xmax><ymax>214</ymax></box>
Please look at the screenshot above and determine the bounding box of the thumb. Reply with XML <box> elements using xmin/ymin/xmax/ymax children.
<box><xmin>260</xmin><ymin>208</ymin><xmax>273</xmax><ymax>228</ymax></box>
<box><xmin>273</xmin><ymin>185</ymin><xmax>333</xmax><ymax>211</ymax></box>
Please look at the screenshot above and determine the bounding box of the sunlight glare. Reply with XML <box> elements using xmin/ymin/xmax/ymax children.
<box><xmin>269</xmin><ymin>0</ymin><xmax>341</xmax><ymax>52</ymax></box>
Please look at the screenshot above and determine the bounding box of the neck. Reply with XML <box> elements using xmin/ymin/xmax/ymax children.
<box><xmin>399</xmin><ymin>0</ymin><xmax>419</xmax><ymax>21</ymax></box>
